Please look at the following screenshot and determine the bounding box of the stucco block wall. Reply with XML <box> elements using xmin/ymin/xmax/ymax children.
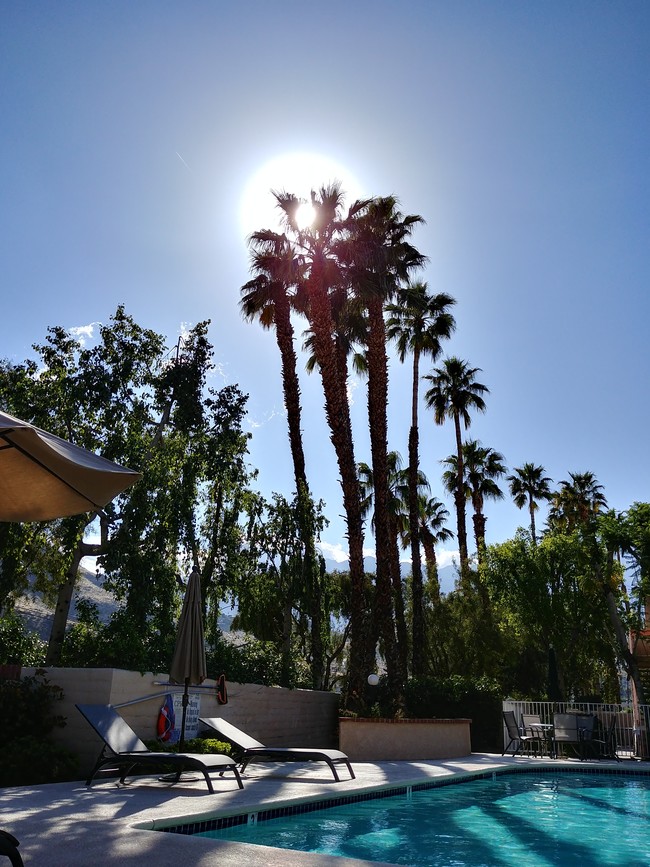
<box><xmin>23</xmin><ymin>667</ymin><xmax>340</xmax><ymax>778</ymax></box>
<box><xmin>339</xmin><ymin>717</ymin><xmax>472</xmax><ymax>761</ymax></box>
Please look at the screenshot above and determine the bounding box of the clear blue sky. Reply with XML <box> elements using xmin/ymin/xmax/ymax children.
<box><xmin>2</xmin><ymin>1</ymin><xmax>648</xmax><ymax>567</ymax></box>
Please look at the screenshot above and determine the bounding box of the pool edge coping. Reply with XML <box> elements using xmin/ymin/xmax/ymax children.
<box><xmin>138</xmin><ymin>759</ymin><xmax>650</xmax><ymax>835</ymax></box>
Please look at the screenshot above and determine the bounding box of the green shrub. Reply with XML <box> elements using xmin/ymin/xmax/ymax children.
<box><xmin>144</xmin><ymin>736</ymin><xmax>232</xmax><ymax>756</ymax></box>
<box><xmin>405</xmin><ymin>675</ymin><xmax>503</xmax><ymax>753</ymax></box>
<box><xmin>0</xmin><ymin>669</ymin><xmax>66</xmax><ymax>740</ymax></box>
<box><xmin>206</xmin><ymin>633</ymin><xmax>310</xmax><ymax>688</ymax></box>
<box><xmin>0</xmin><ymin>670</ymin><xmax>79</xmax><ymax>785</ymax></box>
<box><xmin>0</xmin><ymin>735</ymin><xmax>79</xmax><ymax>786</ymax></box>
<box><xmin>363</xmin><ymin>674</ymin><xmax>503</xmax><ymax>751</ymax></box>
<box><xmin>0</xmin><ymin>614</ymin><xmax>46</xmax><ymax>666</ymax></box>
<box><xmin>59</xmin><ymin>603</ymin><xmax>176</xmax><ymax>674</ymax></box>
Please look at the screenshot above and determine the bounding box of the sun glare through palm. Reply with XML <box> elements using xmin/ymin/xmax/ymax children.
<box><xmin>294</xmin><ymin>201</ymin><xmax>317</xmax><ymax>230</ymax></box>
<box><xmin>240</xmin><ymin>152</ymin><xmax>362</xmax><ymax>236</ymax></box>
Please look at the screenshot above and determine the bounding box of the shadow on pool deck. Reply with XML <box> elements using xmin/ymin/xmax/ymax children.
<box><xmin>0</xmin><ymin>754</ymin><xmax>627</xmax><ymax>867</ymax></box>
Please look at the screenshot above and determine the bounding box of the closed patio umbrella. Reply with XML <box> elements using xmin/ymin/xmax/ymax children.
<box><xmin>0</xmin><ymin>409</ymin><xmax>141</xmax><ymax>522</ymax></box>
<box><xmin>169</xmin><ymin>567</ymin><xmax>207</xmax><ymax>750</ymax></box>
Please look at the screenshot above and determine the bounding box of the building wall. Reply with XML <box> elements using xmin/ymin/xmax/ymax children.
<box><xmin>24</xmin><ymin>667</ymin><xmax>340</xmax><ymax>778</ymax></box>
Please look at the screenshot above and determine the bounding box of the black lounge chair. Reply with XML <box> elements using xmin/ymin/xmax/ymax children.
<box><xmin>200</xmin><ymin>716</ymin><xmax>355</xmax><ymax>782</ymax></box>
<box><xmin>77</xmin><ymin>704</ymin><xmax>243</xmax><ymax>793</ymax></box>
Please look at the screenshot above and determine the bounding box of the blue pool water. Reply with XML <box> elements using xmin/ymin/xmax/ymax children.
<box><xmin>194</xmin><ymin>772</ymin><xmax>650</xmax><ymax>866</ymax></box>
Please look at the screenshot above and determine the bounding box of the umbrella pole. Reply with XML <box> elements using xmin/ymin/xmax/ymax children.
<box><xmin>179</xmin><ymin>678</ymin><xmax>189</xmax><ymax>751</ymax></box>
<box><xmin>160</xmin><ymin>681</ymin><xmax>196</xmax><ymax>783</ymax></box>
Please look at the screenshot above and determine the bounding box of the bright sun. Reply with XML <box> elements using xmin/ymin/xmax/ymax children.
<box><xmin>240</xmin><ymin>152</ymin><xmax>363</xmax><ymax>237</ymax></box>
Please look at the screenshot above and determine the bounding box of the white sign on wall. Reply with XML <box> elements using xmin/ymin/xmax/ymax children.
<box><xmin>168</xmin><ymin>693</ymin><xmax>201</xmax><ymax>743</ymax></box>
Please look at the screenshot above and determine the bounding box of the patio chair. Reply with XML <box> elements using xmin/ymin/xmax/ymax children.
<box><xmin>0</xmin><ymin>831</ymin><xmax>23</xmax><ymax>867</ymax></box>
<box><xmin>521</xmin><ymin>713</ymin><xmax>552</xmax><ymax>756</ymax></box>
<box><xmin>77</xmin><ymin>704</ymin><xmax>243</xmax><ymax>793</ymax></box>
<box><xmin>502</xmin><ymin>710</ymin><xmax>539</xmax><ymax>756</ymax></box>
<box><xmin>588</xmin><ymin>716</ymin><xmax>619</xmax><ymax>761</ymax></box>
<box><xmin>552</xmin><ymin>712</ymin><xmax>591</xmax><ymax>759</ymax></box>
<box><xmin>200</xmin><ymin>717</ymin><xmax>355</xmax><ymax>782</ymax></box>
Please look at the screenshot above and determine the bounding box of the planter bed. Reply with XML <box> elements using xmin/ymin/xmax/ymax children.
<box><xmin>339</xmin><ymin>716</ymin><xmax>472</xmax><ymax>761</ymax></box>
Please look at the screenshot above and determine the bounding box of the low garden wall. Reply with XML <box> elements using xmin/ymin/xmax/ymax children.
<box><xmin>339</xmin><ymin>717</ymin><xmax>472</xmax><ymax>761</ymax></box>
<box><xmin>22</xmin><ymin>667</ymin><xmax>340</xmax><ymax>778</ymax></box>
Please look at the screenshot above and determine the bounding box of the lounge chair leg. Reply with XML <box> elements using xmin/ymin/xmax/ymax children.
<box><xmin>0</xmin><ymin>831</ymin><xmax>24</xmax><ymax>867</ymax></box>
<box><xmin>324</xmin><ymin>759</ymin><xmax>340</xmax><ymax>782</ymax></box>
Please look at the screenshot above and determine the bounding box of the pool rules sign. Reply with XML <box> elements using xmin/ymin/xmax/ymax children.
<box><xmin>157</xmin><ymin>693</ymin><xmax>201</xmax><ymax>743</ymax></box>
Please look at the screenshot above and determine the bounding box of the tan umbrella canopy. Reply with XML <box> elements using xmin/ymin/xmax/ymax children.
<box><xmin>169</xmin><ymin>568</ymin><xmax>207</xmax><ymax>749</ymax></box>
<box><xmin>0</xmin><ymin>409</ymin><xmax>142</xmax><ymax>522</ymax></box>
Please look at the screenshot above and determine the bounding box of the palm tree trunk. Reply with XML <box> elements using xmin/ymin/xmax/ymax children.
<box><xmin>453</xmin><ymin>414</ymin><xmax>469</xmax><ymax>579</ymax></box>
<box><xmin>472</xmin><ymin>509</ymin><xmax>487</xmax><ymax>564</ymax></box>
<box><xmin>421</xmin><ymin>536</ymin><xmax>441</xmax><ymax>602</ymax></box>
<box><xmin>409</xmin><ymin>347</ymin><xmax>426</xmax><ymax>677</ymax></box>
<box><xmin>366</xmin><ymin>297</ymin><xmax>405</xmax><ymax>707</ymax></box>
<box><xmin>275</xmin><ymin>302</ymin><xmax>324</xmax><ymax>688</ymax></box>
<box><xmin>528</xmin><ymin>494</ymin><xmax>537</xmax><ymax>545</ymax></box>
<box><xmin>389</xmin><ymin>515</ymin><xmax>409</xmax><ymax>678</ymax></box>
<box><xmin>274</xmin><ymin>299</ymin><xmax>307</xmax><ymax>488</ymax></box>
<box><xmin>307</xmin><ymin>267</ymin><xmax>370</xmax><ymax>709</ymax></box>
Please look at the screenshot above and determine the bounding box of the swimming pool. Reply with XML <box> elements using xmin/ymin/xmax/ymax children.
<box><xmin>174</xmin><ymin>769</ymin><xmax>650</xmax><ymax>866</ymax></box>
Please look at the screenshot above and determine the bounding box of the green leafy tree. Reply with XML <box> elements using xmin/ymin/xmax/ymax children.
<box><xmin>0</xmin><ymin>310</ymin><xmax>255</xmax><ymax>669</ymax></box>
<box><xmin>483</xmin><ymin>529</ymin><xmax>619</xmax><ymax>699</ymax></box>
<box><xmin>0</xmin><ymin>613</ymin><xmax>46</xmax><ymax>665</ymax></box>
<box><xmin>232</xmin><ymin>492</ymin><xmax>327</xmax><ymax>688</ymax></box>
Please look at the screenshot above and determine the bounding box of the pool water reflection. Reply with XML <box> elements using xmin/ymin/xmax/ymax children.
<box><xmin>195</xmin><ymin>771</ymin><xmax>650</xmax><ymax>866</ymax></box>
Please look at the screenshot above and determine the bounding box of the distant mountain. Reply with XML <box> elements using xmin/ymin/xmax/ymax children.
<box><xmin>323</xmin><ymin>556</ymin><xmax>458</xmax><ymax>595</ymax></box>
<box><xmin>15</xmin><ymin>566</ymin><xmax>235</xmax><ymax>641</ymax></box>
<box><xmin>15</xmin><ymin>565</ymin><xmax>118</xmax><ymax>641</ymax></box>
<box><xmin>16</xmin><ymin>556</ymin><xmax>459</xmax><ymax>643</ymax></box>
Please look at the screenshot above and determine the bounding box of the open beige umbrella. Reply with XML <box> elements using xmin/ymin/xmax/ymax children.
<box><xmin>0</xmin><ymin>409</ymin><xmax>142</xmax><ymax>522</ymax></box>
<box><xmin>169</xmin><ymin>567</ymin><xmax>207</xmax><ymax>750</ymax></box>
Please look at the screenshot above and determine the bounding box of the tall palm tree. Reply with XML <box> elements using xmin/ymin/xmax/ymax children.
<box><xmin>386</xmin><ymin>282</ymin><xmax>456</xmax><ymax>675</ymax></box>
<box><xmin>358</xmin><ymin>453</ymin><xmax>412</xmax><ymax>678</ymax></box>
<box><xmin>241</xmin><ymin>233</ymin><xmax>306</xmax><ymax>490</ymax></box>
<box><xmin>241</xmin><ymin>233</ymin><xmax>328</xmax><ymax>685</ymax></box>
<box><xmin>424</xmin><ymin>358</ymin><xmax>489</xmax><ymax>577</ymax></box>
<box><xmin>548</xmin><ymin>471</ymin><xmax>607</xmax><ymax>532</ymax></box>
<box><xmin>341</xmin><ymin>196</ymin><xmax>426</xmax><ymax>700</ymax></box>
<box><xmin>442</xmin><ymin>441</ymin><xmax>506</xmax><ymax>562</ymax></box>
<box><xmin>271</xmin><ymin>184</ymin><xmax>374</xmax><ymax>705</ymax></box>
<box><xmin>507</xmin><ymin>462</ymin><xmax>553</xmax><ymax>543</ymax></box>
<box><xmin>401</xmin><ymin>494</ymin><xmax>453</xmax><ymax>603</ymax></box>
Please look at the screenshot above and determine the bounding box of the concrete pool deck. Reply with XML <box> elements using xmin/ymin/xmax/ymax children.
<box><xmin>0</xmin><ymin>753</ymin><xmax>631</xmax><ymax>867</ymax></box>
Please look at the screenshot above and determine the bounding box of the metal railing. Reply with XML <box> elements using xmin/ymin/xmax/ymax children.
<box><xmin>503</xmin><ymin>699</ymin><xmax>650</xmax><ymax>759</ymax></box>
